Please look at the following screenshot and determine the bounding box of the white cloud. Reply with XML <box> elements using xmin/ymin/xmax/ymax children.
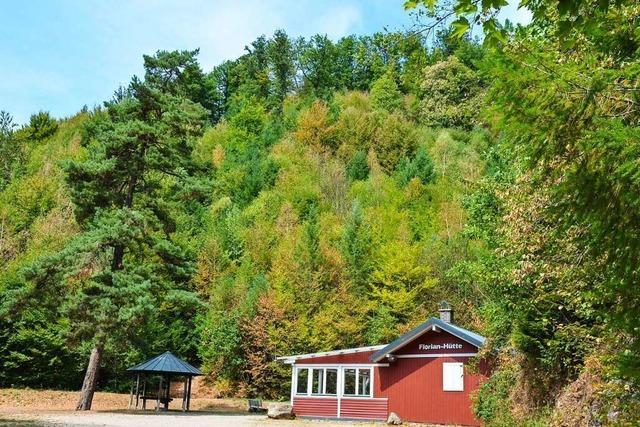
<box><xmin>184</xmin><ymin>1</ymin><xmax>287</xmax><ymax>69</ymax></box>
<box><xmin>158</xmin><ymin>1</ymin><xmax>363</xmax><ymax>69</ymax></box>
<box><xmin>314</xmin><ymin>4</ymin><xmax>362</xmax><ymax>38</ymax></box>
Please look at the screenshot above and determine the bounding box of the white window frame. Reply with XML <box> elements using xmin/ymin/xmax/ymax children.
<box><xmin>310</xmin><ymin>367</ymin><xmax>337</xmax><ymax>396</ymax></box>
<box><xmin>294</xmin><ymin>367</ymin><xmax>340</xmax><ymax>397</ymax></box>
<box><xmin>442</xmin><ymin>362</ymin><xmax>464</xmax><ymax>392</ymax></box>
<box><xmin>324</xmin><ymin>368</ymin><xmax>338</xmax><ymax>395</ymax></box>
<box><xmin>311</xmin><ymin>368</ymin><xmax>323</xmax><ymax>395</ymax></box>
<box><xmin>292</xmin><ymin>365</ymin><xmax>375</xmax><ymax>399</ymax></box>
<box><xmin>294</xmin><ymin>367</ymin><xmax>310</xmax><ymax>396</ymax></box>
<box><xmin>341</xmin><ymin>367</ymin><xmax>373</xmax><ymax>398</ymax></box>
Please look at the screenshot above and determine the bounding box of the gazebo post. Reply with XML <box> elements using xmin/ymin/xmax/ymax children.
<box><xmin>128</xmin><ymin>377</ymin><xmax>135</xmax><ymax>409</ymax></box>
<box><xmin>186</xmin><ymin>376</ymin><xmax>192</xmax><ymax>411</ymax></box>
<box><xmin>142</xmin><ymin>377</ymin><xmax>147</xmax><ymax>410</ymax></box>
<box><xmin>164</xmin><ymin>374</ymin><xmax>171</xmax><ymax>411</ymax></box>
<box><xmin>182</xmin><ymin>377</ymin><xmax>188</xmax><ymax>411</ymax></box>
<box><xmin>156</xmin><ymin>375</ymin><xmax>162</xmax><ymax>411</ymax></box>
<box><xmin>134</xmin><ymin>374</ymin><xmax>140</xmax><ymax>409</ymax></box>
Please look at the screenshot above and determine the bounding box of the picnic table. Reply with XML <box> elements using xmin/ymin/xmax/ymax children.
<box><xmin>140</xmin><ymin>393</ymin><xmax>173</xmax><ymax>410</ymax></box>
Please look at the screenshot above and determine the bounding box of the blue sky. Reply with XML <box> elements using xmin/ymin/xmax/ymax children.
<box><xmin>1</xmin><ymin>0</ymin><xmax>531</xmax><ymax>124</ymax></box>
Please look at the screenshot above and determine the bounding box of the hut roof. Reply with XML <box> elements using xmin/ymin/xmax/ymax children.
<box><xmin>127</xmin><ymin>351</ymin><xmax>203</xmax><ymax>376</ymax></box>
<box><xmin>370</xmin><ymin>317</ymin><xmax>485</xmax><ymax>362</ymax></box>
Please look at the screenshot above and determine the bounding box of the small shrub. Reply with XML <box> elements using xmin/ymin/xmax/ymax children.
<box><xmin>370</xmin><ymin>71</ymin><xmax>402</xmax><ymax>113</ymax></box>
<box><xmin>397</xmin><ymin>146</ymin><xmax>435</xmax><ymax>186</ymax></box>
<box><xmin>419</xmin><ymin>57</ymin><xmax>483</xmax><ymax>129</ymax></box>
<box><xmin>293</xmin><ymin>101</ymin><xmax>337</xmax><ymax>150</ymax></box>
<box><xmin>372</xmin><ymin>112</ymin><xmax>418</xmax><ymax>172</ymax></box>
<box><xmin>474</xmin><ymin>369</ymin><xmax>515</xmax><ymax>423</ymax></box>
<box><xmin>26</xmin><ymin>111</ymin><xmax>58</xmax><ymax>141</ymax></box>
<box><xmin>346</xmin><ymin>150</ymin><xmax>370</xmax><ymax>181</ymax></box>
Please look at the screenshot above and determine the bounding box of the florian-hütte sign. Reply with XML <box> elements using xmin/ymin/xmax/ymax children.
<box><xmin>418</xmin><ymin>343</ymin><xmax>464</xmax><ymax>351</ymax></box>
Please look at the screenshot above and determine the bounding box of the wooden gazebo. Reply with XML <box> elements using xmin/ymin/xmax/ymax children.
<box><xmin>127</xmin><ymin>351</ymin><xmax>203</xmax><ymax>411</ymax></box>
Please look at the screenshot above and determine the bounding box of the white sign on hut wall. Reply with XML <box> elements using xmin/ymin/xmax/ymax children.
<box><xmin>418</xmin><ymin>343</ymin><xmax>464</xmax><ymax>351</ymax></box>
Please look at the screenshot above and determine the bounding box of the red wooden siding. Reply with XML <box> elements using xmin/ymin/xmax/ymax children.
<box><xmin>294</xmin><ymin>350</ymin><xmax>376</xmax><ymax>364</ymax></box>
<box><xmin>376</xmin><ymin>356</ymin><xmax>484</xmax><ymax>426</ymax></box>
<box><xmin>340</xmin><ymin>398</ymin><xmax>388</xmax><ymax>420</ymax></box>
<box><xmin>288</xmin><ymin>327</ymin><xmax>488</xmax><ymax>426</ymax></box>
<box><xmin>293</xmin><ymin>397</ymin><xmax>337</xmax><ymax>417</ymax></box>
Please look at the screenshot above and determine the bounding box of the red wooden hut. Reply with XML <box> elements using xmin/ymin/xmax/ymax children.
<box><xmin>278</xmin><ymin>303</ymin><xmax>488</xmax><ymax>426</ymax></box>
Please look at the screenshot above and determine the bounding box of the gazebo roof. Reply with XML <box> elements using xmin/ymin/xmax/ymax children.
<box><xmin>127</xmin><ymin>351</ymin><xmax>203</xmax><ymax>376</ymax></box>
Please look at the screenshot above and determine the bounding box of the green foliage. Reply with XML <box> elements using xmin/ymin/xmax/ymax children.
<box><xmin>267</xmin><ymin>30</ymin><xmax>296</xmax><ymax>112</ymax></box>
<box><xmin>143</xmin><ymin>49</ymin><xmax>213</xmax><ymax>111</ymax></box>
<box><xmin>371</xmin><ymin>240</ymin><xmax>438</xmax><ymax>320</ymax></box>
<box><xmin>198</xmin><ymin>29</ymin><xmax>432</xmax><ymax>123</ymax></box>
<box><xmin>1</xmin><ymin>51</ymin><xmax>210</xmax><ymax>391</ymax></box>
<box><xmin>11</xmin><ymin>9</ymin><xmax>639</xmax><ymax>422</ymax></box>
<box><xmin>480</xmin><ymin>0</ymin><xmax>639</xmax><ymax>394</ymax></box>
<box><xmin>432</xmin><ymin>28</ymin><xmax>485</xmax><ymax>69</ymax></box>
<box><xmin>341</xmin><ymin>202</ymin><xmax>373</xmax><ymax>293</ymax></box>
<box><xmin>373</xmin><ymin>112</ymin><xmax>419</xmax><ymax>171</ymax></box>
<box><xmin>365</xmin><ymin>305</ymin><xmax>398</xmax><ymax>345</ymax></box>
<box><xmin>0</xmin><ymin>117</ymin><xmax>83</xmax><ymax>388</ymax></box>
<box><xmin>198</xmin><ymin>313</ymin><xmax>245</xmax><ymax>380</ymax></box>
<box><xmin>419</xmin><ymin>57</ymin><xmax>483</xmax><ymax>129</ymax></box>
<box><xmin>0</xmin><ymin>111</ymin><xmax>20</xmax><ymax>190</ymax></box>
<box><xmin>397</xmin><ymin>145</ymin><xmax>436</xmax><ymax>186</ymax></box>
<box><xmin>228</xmin><ymin>97</ymin><xmax>267</xmax><ymax>135</ymax></box>
<box><xmin>346</xmin><ymin>150</ymin><xmax>369</xmax><ymax>181</ymax></box>
<box><xmin>474</xmin><ymin>369</ymin><xmax>515</xmax><ymax>423</ymax></box>
<box><xmin>26</xmin><ymin>111</ymin><xmax>58</xmax><ymax>141</ymax></box>
<box><xmin>196</xmin><ymin>102</ymin><xmax>278</xmax><ymax>207</ymax></box>
<box><xmin>0</xmin><ymin>307</ymin><xmax>83</xmax><ymax>389</ymax></box>
<box><xmin>370</xmin><ymin>70</ymin><xmax>402</xmax><ymax>112</ymax></box>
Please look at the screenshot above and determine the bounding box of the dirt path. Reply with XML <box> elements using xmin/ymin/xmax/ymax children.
<box><xmin>0</xmin><ymin>389</ymin><xmax>383</xmax><ymax>426</ymax></box>
<box><xmin>0</xmin><ymin>389</ymin><xmax>439</xmax><ymax>426</ymax></box>
<box><xmin>0</xmin><ymin>388</ymin><xmax>248</xmax><ymax>413</ymax></box>
<box><xmin>2</xmin><ymin>411</ymin><xmax>384</xmax><ymax>427</ymax></box>
<box><xmin>4</xmin><ymin>411</ymin><xmax>279</xmax><ymax>427</ymax></box>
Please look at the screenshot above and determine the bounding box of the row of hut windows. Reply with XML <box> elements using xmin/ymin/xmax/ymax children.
<box><xmin>295</xmin><ymin>367</ymin><xmax>372</xmax><ymax>397</ymax></box>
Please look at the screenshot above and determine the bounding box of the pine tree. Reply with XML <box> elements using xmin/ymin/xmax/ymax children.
<box><xmin>397</xmin><ymin>146</ymin><xmax>436</xmax><ymax>186</ymax></box>
<box><xmin>346</xmin><ymin>150</ymin><xmax>370</xmax><ymax>182</ymax></box>
<box><xmin>0</xmin><ymin>111</ymin><xmax>19</xmax><ymax>189</ymax></box>
<box><xmin>267</xmin><ymin>30</ymin><xmax>295</xmax><ymax>113</ymax></box>
<box><xmin>143</xmin><ymin>49</ymin><xmax>212</xmax><ymax>111</ymax></box>
<box><xmin>244</xmin><ymin>36</ymin><xmax>271</xmax><ymax>101</ymax></box>
<box><xmin>55</xmin><ymin>51</ymin><xmax>208</xmax><ymax>410</ymax></box>
<box><xmin>25</xmin><ymin>111</ymin><xmax>58</xmax><ymax>141</ymax></box>
<box><xmin>341</xmin><ymin>202</ymin><xmax>373</xmax><ymax>293</ymax></box>
<box><xmin>370</xmin><ymin>70</ymin><xmax>402</xmax><ymax>112</ymax></box>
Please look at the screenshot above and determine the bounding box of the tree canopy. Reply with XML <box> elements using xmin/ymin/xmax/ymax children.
<box><xmin>1</xmin><ymin>8</ymin><xmax>639</xmax><ymax>424</ymax></box>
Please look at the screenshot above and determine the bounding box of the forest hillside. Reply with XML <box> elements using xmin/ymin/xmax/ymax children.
<box><xmin>1</xmin><ymin>1</ymin><xmax>639</xmax><ymax>425</ymax></box>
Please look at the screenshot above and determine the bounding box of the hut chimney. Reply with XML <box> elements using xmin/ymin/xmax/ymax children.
<box><xmin>438</xmin><ymin>301</ymin><xmax>453</xmax><ymax>323</ymax></box>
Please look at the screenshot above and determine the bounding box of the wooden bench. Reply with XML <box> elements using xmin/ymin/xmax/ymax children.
<box><xmin>140</xmin><ymin>395</ymin><xmax>173</xmax><ymax>410</ymax></box>
<box><xmin>248</xmin><ymin>399</ymin><xmax>267</xmax><ymax>413</ymax></box>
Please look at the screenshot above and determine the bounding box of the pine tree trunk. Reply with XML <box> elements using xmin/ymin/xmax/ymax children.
<box><xmin>76</xmin><ymin>346</ymin><xmax>102</xmax><ymax>411</ymax></box>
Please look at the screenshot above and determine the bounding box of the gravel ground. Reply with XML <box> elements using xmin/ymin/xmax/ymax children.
<box><xmin>1</xmin><ymin>389</ymin><xmax>433</xmax><ymax>427</ymax></box>
<box><xmin>1</xmin><ymin>411</ymin><xmax>382</xmax><ymax>427</ymax></box>
<box><xmin>0</xmin><ymin>388</ymin><xmax>246</xmax><ymax>413</ymax></box>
